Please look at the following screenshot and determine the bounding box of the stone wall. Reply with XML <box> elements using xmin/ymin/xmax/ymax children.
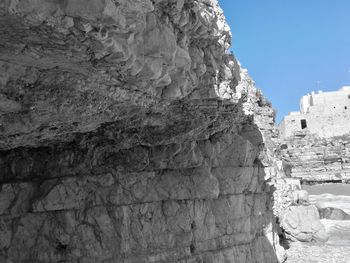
<box><xmin>0</xmin><ymin>0</ymin><xmax>283</xmax><ymax>262</ymax></box>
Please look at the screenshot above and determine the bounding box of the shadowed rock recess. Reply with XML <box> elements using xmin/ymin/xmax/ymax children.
<box><xmin>0</xmin><ymin>1</ymin><xmax>283</xmax><ymax>262</ymax></box>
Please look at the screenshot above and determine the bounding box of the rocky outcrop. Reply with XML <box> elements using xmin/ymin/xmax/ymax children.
<box><xmin>318</xmin><ymin>207</ymin><xmax>350</xmax><ymax>220</ymax></box>
<box><xmin>0</xmin><ymin>0</ymin><xmax>284</xmax><ymax>262</ymax></box>
<box><xmin>272</xmin><ymin>177</ymin><xmax>301</xmax><ymax>221</ymax></box>
<box><xmin>0</xmin><ymin>0</ymin><xmax>241</xmax><ymax>150</ymax></box>
<box><xmin>231</xmin><ymin>68</ymin><xmax>286</xmax><ymax>263</ymax></box>
<box><xmin>278</xmin><ymin>135</ymin><xmax>350</xmax><ymax>183</ymax></box>
<box><xmin>280</xmin><ymin>205</ymin><xmax>329</xmax><ymax>243</ymax></box>
<box><xmin>273</xmin><ymin>179</ymin><xmax>329</xmax><ymax>245</ymax></box>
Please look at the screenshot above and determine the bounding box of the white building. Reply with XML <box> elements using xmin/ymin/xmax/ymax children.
<box><xmin>279</xmin><ymin>86</ymin><xmax>350</xmax><ymax>139</ymax></box>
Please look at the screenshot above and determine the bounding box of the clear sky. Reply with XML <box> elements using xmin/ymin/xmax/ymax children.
<box><xmin>218</xmin><ymin>0</ymin><xmax>350</xmax><ymax>123</ymax></box>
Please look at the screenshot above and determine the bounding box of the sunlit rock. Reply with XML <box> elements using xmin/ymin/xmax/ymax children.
<box><xmin>281</xmin><ymin>205</ymin><xmax>329</xmax><ymax>243</ymax></box>
<box><xmin>0</xmin><ymin>0</ymin><xmax>285</xmax><ymax>262</ymax></box>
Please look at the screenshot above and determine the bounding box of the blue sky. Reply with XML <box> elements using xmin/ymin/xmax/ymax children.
<box><xmin>218</xmin><ymin>0</ymin><xmax>350</xmax><ymax>122</ymax></box>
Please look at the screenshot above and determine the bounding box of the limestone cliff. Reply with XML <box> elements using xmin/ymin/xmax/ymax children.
<box><xmin>0</xmin><ymin>0</ymin><xmax>283</xmax><ymax>262</ymax></box>
<box><xmin>278</xmin><ymin>135</ymin><xmax>350</xmax><ymax>183</ymax></box>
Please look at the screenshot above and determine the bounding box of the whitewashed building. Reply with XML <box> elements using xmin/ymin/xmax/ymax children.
<box><xmin>279</xmin><ymin>86</ymin><xmax>350</xmax><ymax>138</ymax></box>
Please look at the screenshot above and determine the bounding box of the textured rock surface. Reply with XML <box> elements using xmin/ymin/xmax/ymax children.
<box><xmin>0</xmin><ymin>0</ymin><xmax>240</xmax><ymax>149</ymax></box>
<box><xmin>280</xmin><ymin>205</ymin><xmax>329</xmax><ymax>243</ymax></box>
<box><xmin>286</xmin><ymin>242</ymin><xmax>350</xmax><ymax>263</ymax></box>
<box><xmin>0</xmin><ymin>0</ymin><xmax>284</xmax><ymax>262</ymax></box>
<box><xmin>318</xmin><ymin>207</ymin><xmax>350</xmax><ymax>220</ymax></box>
<box><xmin>291</xmin><ymin>190</ymin><xmax>309</xmax><ymax>205</ymax></box>
<box><xmin>278</xmin><ymin>135</ymin><xmax>350</xmax><ymax>183</ymax></box>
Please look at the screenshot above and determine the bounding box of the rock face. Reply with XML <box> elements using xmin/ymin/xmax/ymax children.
<box><xmin>0</xmin><ymin>0</ymin><xmax>242</xmax><ymax>150</ymax></box>
<box><xmin>318</xmin><ymin>207</ymin><xmax>350</xmax><ymax>220</ymax></box>
<box><xmin>0</xmin><ymin>0</ymin><xmax>283</xmax><ymax>262</ymax></box>
<box><xmin>280</xmin><ymin>205</ymin><xmax>329</xmax><ymax>243</ymax></box>
<box><xmin>278</xmin><ymin>135</ymin><xmax>350</xmax><ymax>183</ymax></box>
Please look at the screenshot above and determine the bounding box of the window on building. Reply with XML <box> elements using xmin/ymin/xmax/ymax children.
<box><xmin>301</xmin><ymin>119</ymin><xmax>307</xmax><ymax>129</ymax></box>
<box><xmin>348</xmin><ymin>95</ymin><xmax>350</xmax><ymax>99</ymax></box>
<box><xmin>345</xmin><ymin>106</ymin><xmax>348</xmax><ymax>110</ymax></box>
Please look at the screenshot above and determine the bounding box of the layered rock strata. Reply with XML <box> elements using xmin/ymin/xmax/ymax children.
<box><xmin>278</xmin><ymin>135</ymin><xmax>350</xmax><ymax>183</ymax></box>
<box><xmin>0</xmin><ymin>0</ymin><xmax>282</xmax><ymax>262</ymax></box>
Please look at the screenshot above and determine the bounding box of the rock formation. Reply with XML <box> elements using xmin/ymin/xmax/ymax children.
<box><xmin>278</xmin><ymin>135</ymin><xmax>350</xmax><ymax>183</ymax></box>
<box><xmin>0</xmin><ymin>0</ymin><xmax>285</xmax><ymax>262</ymax></box>
<box><xmin>273</xmin><ymin>179</ymin><xmax>330</xmax><ymax>246</ymax></box>
<box><xmin>318</xmin><ymin>207</ymin><xmax>350</xmax><ymax>220</ymax></box>
<box><xmin>280</xmin><ymin>205</ymin><xmax>329</xmax><ymax>243</ymax></box>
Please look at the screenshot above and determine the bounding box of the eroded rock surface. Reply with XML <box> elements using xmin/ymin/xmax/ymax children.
<box><xmin>280</xmin><ymin>205</ymin><xmax>329</xmax><ymax>243</ymax></box>
<box><xmin>278</xmin><ymin>135</ymin><xmax>350</xmax><ymax>183</ymax></box>
<box><xmin>318</xmin><ymin>207</ymin><xmax>350</xmax><ymax>220</ymax></box>
<box><xmin>0</xmin><ymin>0</ymin><xmax>283</xmax><ymax>262</ymax></box>
<box><xmin>0</xmin><ymin>0</ymin><xmax>241</xmax><ymax>149</ymax></box>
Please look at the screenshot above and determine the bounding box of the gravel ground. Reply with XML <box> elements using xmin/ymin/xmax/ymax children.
<box><xmin>285</xmin><ymin>242</ymin><xmax>350</xmax><ymax>263</ymax></box>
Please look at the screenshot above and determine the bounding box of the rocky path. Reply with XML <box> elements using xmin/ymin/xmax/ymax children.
<box><xmin>286</xmin><ymin>242</ymin><xmax>350</xmax><ymax>263</ymax></box>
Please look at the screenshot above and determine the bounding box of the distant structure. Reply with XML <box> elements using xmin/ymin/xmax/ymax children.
<box><xmin>279</xmin><ymin>86</ymin><xmax>350</xmax><ymax>138</ymax></box>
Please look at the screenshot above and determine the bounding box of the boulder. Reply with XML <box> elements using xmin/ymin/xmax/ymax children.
<box><xmin>318</xmin><ymin>207</ymin><xmax>350</xmax><ymax>220</ymax></box>
<box><xmin>280</xmin><ymin>205</ymin><xmax>329</xmax><ymax>242</ymax></box>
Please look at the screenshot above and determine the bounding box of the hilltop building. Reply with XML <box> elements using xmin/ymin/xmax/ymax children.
<box><xmin>279</xmin><ymin>86</ymin><xmax>350</xmax><ymax>138</ymax></box>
